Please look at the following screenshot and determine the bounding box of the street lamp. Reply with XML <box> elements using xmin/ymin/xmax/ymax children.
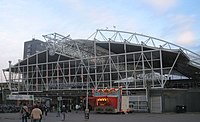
<box><xmin>85</xmin><ymin>65</ymin><xmax>89</xmax><ymax>120</ymax></box>
<box><xmin>80</xmin><ymin>62</ymin><xmax>89</xmax><ymax>119</ymax></box>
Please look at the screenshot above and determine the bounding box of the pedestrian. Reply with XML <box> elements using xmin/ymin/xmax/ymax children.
<box><xmin>75</xmin><ymin>104</ymin><xmax>79</xmax><ymax>113</ymax></box>
<box><xmin>44</xmin><ymin>105</ymin><xmax>48</xmax><ymax>116</ymax></box>
<box><xmin>31</xmin><ymin>104</ymin><xmax>43</xmax><ymax>122</ymax></box>
<box><xmin>39</xmin><ymin>104</ymin><xmax>44</xmax><ymax>116</ymax></box>
<box><xmin>56</xmin><ymin>105</ymin><xmax>61</xmax><ymax>117</ymax></box>
<box><xmin>61</xmin><ymin>105</ymin><xmax>67</xmax><ymax>121</ymax></box>
<box><xmin>20</xmin><ymin>103</ymin><xmax>29</xmax><ymax>122</ymax></box>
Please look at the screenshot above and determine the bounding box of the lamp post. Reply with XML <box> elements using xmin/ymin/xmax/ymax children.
<box><xmin>1</xmin><ymin>84</ymin><xmax>4</xmax><ymax>104</ymax></box>
<box><xmin>85</xmin><ymin>66</ymin><xmax>89</xmax><ymax>120</ymax></box>
<box><xmin>8</xmin><ymin>61</ymin><xmax>12</xmax><ymax>91</ymax></box>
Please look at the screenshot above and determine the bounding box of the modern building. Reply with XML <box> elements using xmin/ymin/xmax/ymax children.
<box><xmin>2</xmin><ymin>29</ymin><xmax>200</xmax><ymax>113</ymax></box>
<box><xmin>23</xmin><ymin>38</ymin><xmax>46</xmax><ymax>59</ymax></box>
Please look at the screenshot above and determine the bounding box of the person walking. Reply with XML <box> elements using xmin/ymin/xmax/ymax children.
<box><xmin>44</xmin><ymin>105</ymin><xmax>48</xmax><ymax>116</ymax></box>
<box><xmin>31</xmin><ymin>104</ymin><xmax>43</xmax><ymax>122</ymax></box>
<box><xmin>20</xmin><ymin>103</ymin><xmax>29</xmax><ymax>122</ymax></box>
<box><xmin>56</xmin><ymin>105</ymin><xmax>61</xmax><ymax>117</ymax></box>
<box><xmin>75</xmin><ymin>104</ymin><xmax>79</xmax><ymax>113</ymax></box>
<box><xmin>61</xmin><ymin>105</ymin><xmax>67</xmax><ymax>121</ymax></box>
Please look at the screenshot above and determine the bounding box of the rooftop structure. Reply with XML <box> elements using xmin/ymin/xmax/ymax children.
<box><xmin>2</xmin><ymin>29</ymin><xmax>200</xmax><ymax>93</ymax></box>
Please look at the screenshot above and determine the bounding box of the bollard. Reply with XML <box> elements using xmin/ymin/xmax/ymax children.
<box><xmin>84</xmin><ymin>109</ymin><xmax>89</xmax><ymax>120</ymax></box>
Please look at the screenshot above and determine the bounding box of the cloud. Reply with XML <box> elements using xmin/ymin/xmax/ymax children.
<box><xmin>176</xmin><ymin>30</ymin><xmax>195</xmax><ymax>45</ymax></box>
<box><xmin>60</xmin><ymin>0</ymin><xmax>84</xmax><ymax>12</ymax></box>
<box><xmin>167</xmin><ymin>14</ymin><xmax>196</xmax><ymax>46</ymax></box>
<box><xmin>143</xmin><ymin>0</ymin><xmax>178</xmax><ymax>12</ymax></box>
<box><xmin>170</xmin><ymin>14</ymin><xmax>195</xmax><ymax>29</ymax></box>
<box><xmin>60</xmin><ymin>0</ymin><xmax>139</xmax><ymax>32</ymax></box>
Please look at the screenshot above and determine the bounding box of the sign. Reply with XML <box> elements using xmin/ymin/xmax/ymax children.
<box><xmin>6</xmin><ymin>95</ymin><xmax>34</xmax><ymax>100</ymax></box>
<box><xmin>49</xmin><ymin>82</ymin><xmax>87</xmax><ymax>89</ymax></box>
<box><xmin>57</xmin><ymin>96</ymin><xmax>62</xmax><ymax>101</ymax></box>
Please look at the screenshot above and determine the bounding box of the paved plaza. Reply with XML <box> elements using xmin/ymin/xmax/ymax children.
<box><xmin>0</xmin><ymin>111</ymin><xmax>200</xmax><ymax>122</ymax></box>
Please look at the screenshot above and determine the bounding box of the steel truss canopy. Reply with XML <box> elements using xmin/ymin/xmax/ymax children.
<box><xmin>3</xmin><ymin>29</ymin><xmax>200</xmax><ymax>93</ymax></box>
<box><xmin>90</xmin><ymin>29</ymin><xmax>200</xmax><ymax>66</ymax></box>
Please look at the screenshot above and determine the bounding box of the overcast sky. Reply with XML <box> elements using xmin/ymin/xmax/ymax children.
<box><xmin>0</xmin><ymin>0</ymin><xmax>200</xmax><ymax>81</ymax></box>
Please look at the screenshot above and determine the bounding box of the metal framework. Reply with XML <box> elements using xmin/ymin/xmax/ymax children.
<box><xmin>3</xmin><ymin>29</ymin><xmax>200</xmax><ymax>95</ymax></box>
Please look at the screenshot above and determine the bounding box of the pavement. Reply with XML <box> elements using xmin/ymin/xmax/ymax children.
<box><xmin>0</xmin><ymin>111</ymin><xmax>200</xmax><ymax>122</ymax></box>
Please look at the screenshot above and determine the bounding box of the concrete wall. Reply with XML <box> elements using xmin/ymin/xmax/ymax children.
<box><xmin>186</xmin><ymin>90</ymin><xmax>200</xmax><ymax>112</ymax></box>
<box><xmin>162</xmin><ymin>90</ymin><xmax>186</xmax><ymax>112</ymax></box>
<box><xmin>161</xmin><ymin>89</ymin><xmax>200</xmax><ymax>112</ymax></box>
<box><xmin>150</xmin><ymin>89</ymin><xmax>200</xmax><ymax>112</ymax></box>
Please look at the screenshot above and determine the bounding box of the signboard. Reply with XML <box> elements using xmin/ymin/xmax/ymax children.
<box><xmin>6</xmin><ymin>95</ymin><xmax>34</xmax><ymax>101</ymax></box>
<box><xmin>49</xmin><ymin>82</ymin><xmax>87</xmax><ymax>89</ymax></box>
<box><xmin>57</xmin><ymin>96</ymin><xmax>62</xmax><ymax>101</ymax></box>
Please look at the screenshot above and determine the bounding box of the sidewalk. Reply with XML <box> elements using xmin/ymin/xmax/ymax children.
<box><xmin>0</xmin><ymin>111</ymin><xmax>200</xmax><ymax>122</ymax></box>
<box><xmin>0</xmin><ymin>111</ymin><xmax>88</xmax><ymax>122</ymax></box>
